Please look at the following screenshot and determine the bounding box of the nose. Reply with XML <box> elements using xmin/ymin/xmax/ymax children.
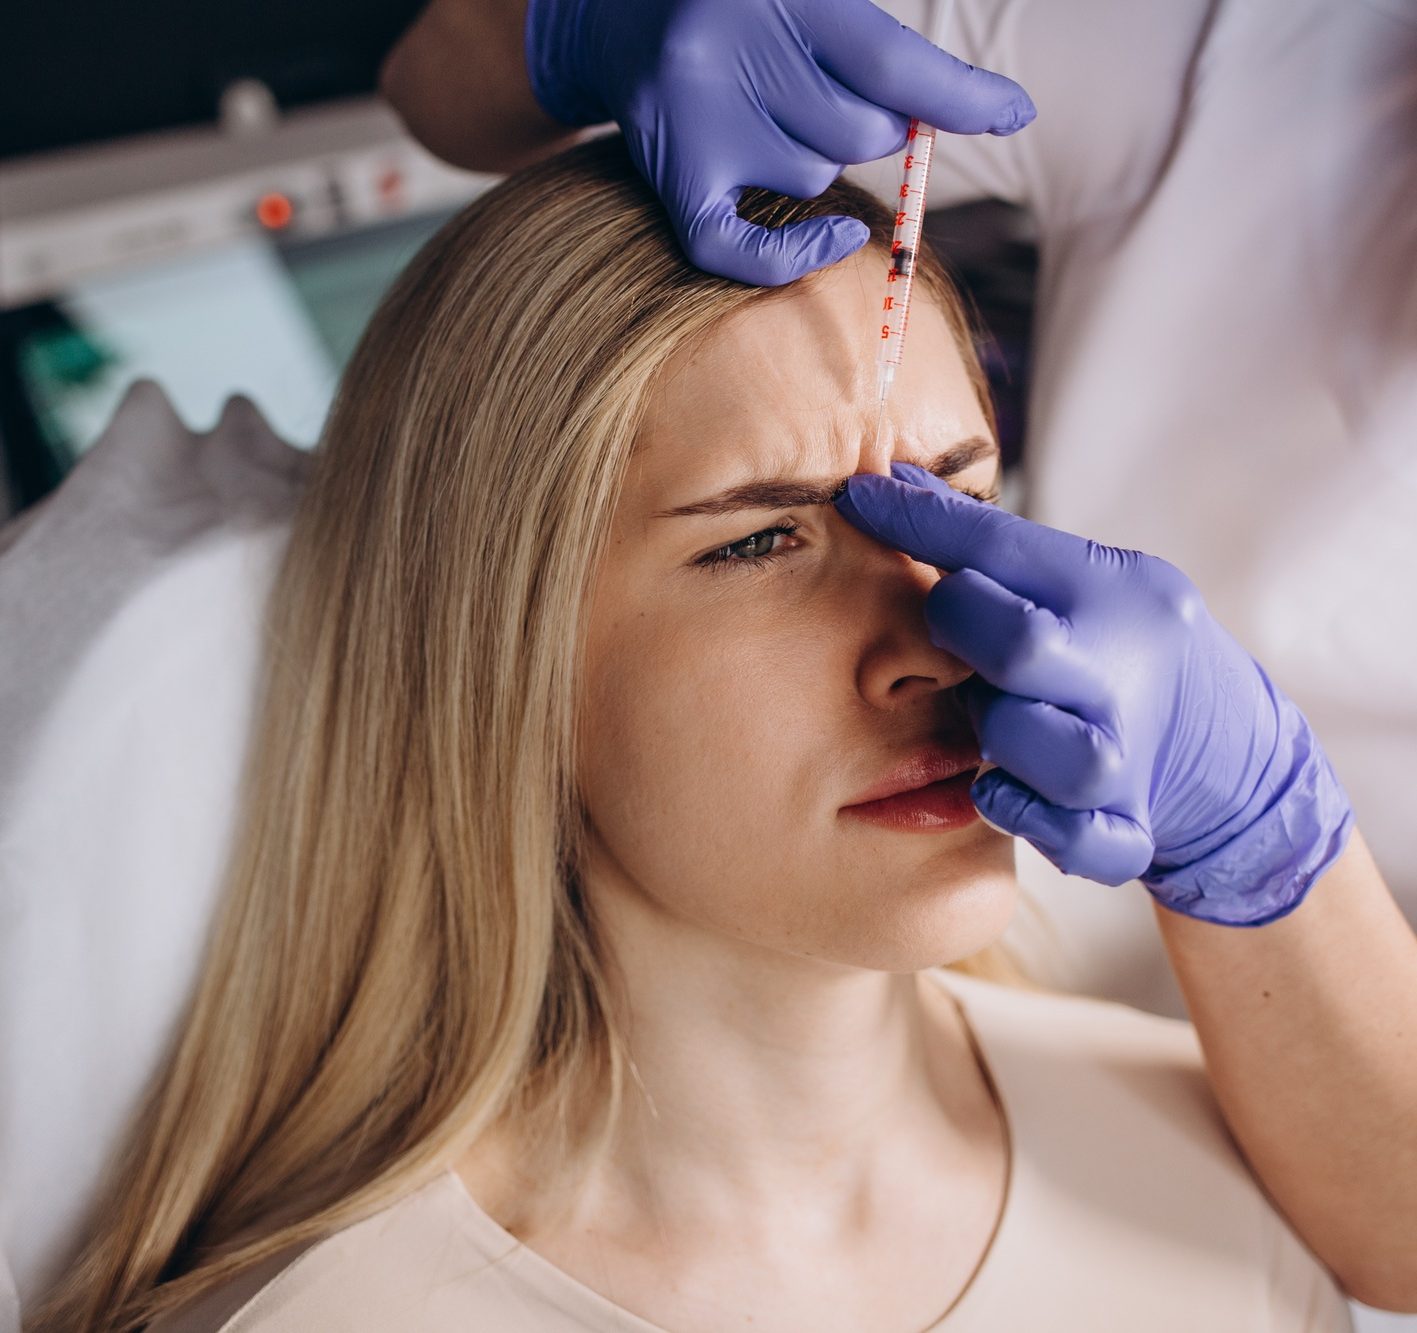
<box><xmin>841</xmin><ymin>523</ymin><xmax>974</xmax><ymax>709</ymax></box>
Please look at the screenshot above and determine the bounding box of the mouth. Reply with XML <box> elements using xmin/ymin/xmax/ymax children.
<box><xmin>840</xmin><ymin>740</ymin><xmax>983</xmax><ymax>833</ymax></box>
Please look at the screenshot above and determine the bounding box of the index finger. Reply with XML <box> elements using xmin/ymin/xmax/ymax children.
<box><xmin>803</xmin><ymin>2</ymin><xmax>1036</xmax><ymax>136</ymax></box>
<box><xmin>835</xmin><ymin>462</ymin><xmax>1087</xmax><ymax>607</ymax></box>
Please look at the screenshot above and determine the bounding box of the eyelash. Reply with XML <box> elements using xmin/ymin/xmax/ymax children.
<box><xmin>697</xmin><ymin>521</ymin><xmax>802</xmax><ymax>574</ymax></box>
<box><xmin>695</xmin><ymin>483</ymin><xmax>998</xmax><ymax>575</ymax></box>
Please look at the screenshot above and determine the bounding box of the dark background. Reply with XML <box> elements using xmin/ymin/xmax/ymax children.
<box><xmin>1</xmin><ymin>0</ymin><xmax>425</xmax><ymax>162</ymax></box>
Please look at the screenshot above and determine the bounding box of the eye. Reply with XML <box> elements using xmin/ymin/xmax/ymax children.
<box><xmin>696</xmin><ymin>521</ymin><xmax>801</xmax><ymax>573</ymax></box>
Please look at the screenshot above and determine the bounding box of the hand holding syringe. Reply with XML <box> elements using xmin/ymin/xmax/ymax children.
<box><xmin>523</xmin><ymin>0</ymin><xmax>1034</xmax><ymax>286</ymax></box>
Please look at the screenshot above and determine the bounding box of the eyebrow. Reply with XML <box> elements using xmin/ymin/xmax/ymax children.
<box><xmin>650</xmin><ymin>435</ymin><xmax>1000</xmax><ymax>519</ymax></box>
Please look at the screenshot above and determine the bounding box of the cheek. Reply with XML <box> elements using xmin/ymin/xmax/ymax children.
<box><xmin>577</xmin><ymin>582</ymin><xmax>835</xmax><ymax>916</ymax></box>
<box><xmin>582</xmin><ymin>597</ymin><xmax>815</xmax><ymax>830</ymax></box>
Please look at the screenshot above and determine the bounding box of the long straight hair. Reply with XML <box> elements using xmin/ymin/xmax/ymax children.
<box><xmin>28</xmin><ymin>137</ymin><xmax>1032</xmax><ymax>1332</ymax></box>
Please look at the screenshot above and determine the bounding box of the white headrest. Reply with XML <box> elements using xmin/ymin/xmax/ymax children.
<box><xmin>0</xmin><ymin>381</ymin><xmax>308</xmax><ymax>1318</ymax></box>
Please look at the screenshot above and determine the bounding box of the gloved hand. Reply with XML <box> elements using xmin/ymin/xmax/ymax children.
<box><xmin>836</xmin><ymin>463</ymin><xmax>1355</xmax><ymax>926</ymax></box>
<box><xmin>524</xmin><ymin>0</ymin><xmax>1035</xmax><ymax>285</ymax></box>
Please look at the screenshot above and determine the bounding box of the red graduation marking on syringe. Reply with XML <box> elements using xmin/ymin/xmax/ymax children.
<box><xmin>874</xmin><ymin>118</ymin><xmax>937</xmax><ymax>384</ymax></box>
<box><xmin>869</xmin><ymin>117</ymin><xmax>938</xmax><ymax>453</ymax></box>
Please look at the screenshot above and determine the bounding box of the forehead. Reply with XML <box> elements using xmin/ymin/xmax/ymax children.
<box><xmin>630</xmin><ymin>250</ymin><xmax>989</xmax><ymax>499</ymax></box>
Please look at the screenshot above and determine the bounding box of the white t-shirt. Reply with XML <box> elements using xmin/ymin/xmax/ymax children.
<box><xmin>853</xmin><ymin>0</ymin><xmax>1417</xmax><ymax>1018</ymax></box>
<box><xmin>149</xmin><ymin>969</ymin><xmax>1350</xmax><ymax>1333</ymax></box>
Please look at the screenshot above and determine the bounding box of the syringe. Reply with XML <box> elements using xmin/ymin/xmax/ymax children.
<box><xmin>872</xmin><ymin>118</ymin><xmax>937</xmax><ymax>450</ymax></box>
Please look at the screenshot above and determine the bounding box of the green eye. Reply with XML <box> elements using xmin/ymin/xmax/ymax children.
<box><xmin>731</xmin><ymin>530</ymin><xmax>782</xmax><ymax>558</ymax></box>
<box><xmin>697</xmin><ymin>522</ymin><xmax>800</xmax><ymax>573</ymax></box>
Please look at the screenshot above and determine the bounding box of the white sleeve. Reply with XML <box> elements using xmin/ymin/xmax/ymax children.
<box><xmin>870</xmin><ymin>0</ymin><xmax>1217</xmax><ymax>225</ymax></box>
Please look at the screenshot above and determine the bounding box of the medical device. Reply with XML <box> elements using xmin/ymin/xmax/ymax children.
<box><xmin>0</xmin><ymin>97</ymin><xmax>489</xmax><ymax>490</ymax></box>
<box><xmin>872</xmin><ymin>117</ymin><xmax>937</xmax><ymax>449</ymax></box>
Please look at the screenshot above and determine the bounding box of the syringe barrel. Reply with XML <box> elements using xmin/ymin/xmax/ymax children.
<box><xmin>875</xmin><ymin>121</ymin><xmax>937</xmax><ymax>380</ymax></box>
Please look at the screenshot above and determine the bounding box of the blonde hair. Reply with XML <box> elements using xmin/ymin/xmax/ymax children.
<box><xmin>29</xmin><ymin>136</ymin><xmax>1035</xmax><ymax>1332</ymax></box>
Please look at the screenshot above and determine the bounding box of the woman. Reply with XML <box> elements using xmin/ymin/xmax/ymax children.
<box><xmin>30</xmin><ymin>138</ymin><xmax>1353</xmax><ymax>1331</ymax></box>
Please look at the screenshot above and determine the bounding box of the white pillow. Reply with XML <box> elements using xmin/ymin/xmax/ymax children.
<box><xmin>0</xmin><ymin>381</ymin><xmax>307</xmax><ymax>1322</ymax></box>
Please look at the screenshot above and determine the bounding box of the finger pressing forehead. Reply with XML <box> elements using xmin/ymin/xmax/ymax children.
<box><xmin>836</xmin><ymin>462</ymin><xmax>1084</xmax><ymax>604</ymax></box>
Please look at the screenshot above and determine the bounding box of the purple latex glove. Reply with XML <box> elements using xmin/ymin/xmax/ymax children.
<box><xmin>524</xmin><ymin>0</ymin><xmax>1035</xmax><ymax>286</ymax></box>
<box><xmin>836</xmin><ymin>463</ymin><xmax>1354</xmax><ymax>926</ymax></box>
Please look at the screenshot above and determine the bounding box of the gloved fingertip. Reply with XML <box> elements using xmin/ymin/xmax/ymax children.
<box><xmin>990</xmin><ymin>93</ymin><xmax>1037</xmax><ymax>136</ymax></box>
<box><xmin>890</xmin><ymin>460</ymin><xmax>978</xmax><ymax>504</ymax></box>
<box><xmin>838</xmin><ymin>463</ymin><xmax>955</xmax><ymax>539</ymax></box>
<box><xmin>832</xmin><ymin>474</ymin><xmax>885</xmax><ymax>534</ymax></box>
<box><xmin>801</xmin><ymin>216</ymin><xmax>871</xmax><ymax>276</ymax></box>
<box><xmin>971</xmin><ymin>764</ymin><xmax>1001</xmax><ymax>795</ymax></box>
<box><xmin>889</xmin><ymin>460</ymin><xmax>935</xmax><ymax>488</ymax></box>
<box><xmin>970</xmin><ymin>773</ymin><xmax>1023</xmax><ymax>836</ymax></box>
<box><xmin>756</xmin><ymin>216</ymin><xmax>870</xmax><ymax>285</ymax></box>
<box><xmin>974</xmin><ymin>806</ymin><xmax>1014</xmax><ymax>838</ymax></box>
<box><xmin>829</xmin><ymin>214</ymin><xmax>871</xmax><ymax>253</ymax></box>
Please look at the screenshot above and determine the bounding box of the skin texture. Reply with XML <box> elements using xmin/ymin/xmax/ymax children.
<box><xmin>380</xmin><ymin>0</ymin><xmax>584</xmax><ymax>173</ymax></box>
<box><xmin>579</xmin><ymin>260</ymin><xmax>1013</xmax><ymax>977</ymax></box>
<box><xmin>459</xmin><ymin>254</ymin><xmax>1016</xmax><ymax>1331</ymax></box>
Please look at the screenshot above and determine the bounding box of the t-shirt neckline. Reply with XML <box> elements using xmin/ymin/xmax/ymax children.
<box><xmin>440</xmin><ymin>965</ymin><xmax>1016</xmax><ymax>1332</ymax></box>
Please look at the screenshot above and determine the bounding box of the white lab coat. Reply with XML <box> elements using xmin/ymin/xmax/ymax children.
<box><xmin>854</xmin><ymin>0</ymin><xmax>1417</xmax><ymax>1022</ymax></box>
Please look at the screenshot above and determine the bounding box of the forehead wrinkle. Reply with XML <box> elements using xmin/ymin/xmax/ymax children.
<box><xmin>647</xmin><ymin>426</ymin><xmax>999</xmax><ymax>522</ymax></box>
<box><xmin>723</xmin><ymin>407</ymin><xmax>872</xmax><ymax>489</ymax></box>
<box><xmin>629</xmin><ymin>259</ymin><xmax>992</xmax><ymax>525</ymax></box>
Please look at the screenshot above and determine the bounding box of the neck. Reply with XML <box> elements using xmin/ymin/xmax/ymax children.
<box><xmin>470</xmin><ymin>865</ymin><xmax>992</xmax><ymax>1250</ymax></box>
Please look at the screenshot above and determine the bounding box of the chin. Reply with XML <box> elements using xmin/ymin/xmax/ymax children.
<box><xmin>826</xmin><ymin>859</ymin><xmax>1022</xmax><ymax>974</ymax></box>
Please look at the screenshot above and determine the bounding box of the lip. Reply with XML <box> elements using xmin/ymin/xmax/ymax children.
<box><xmin>842</xmin><ymin>741</ymin><xmax>982</xmax><ymax>807</ymax></box>
<box><xmin>840</xmin><ymin>741</ymin><xmax>983</xmax><ymax>833</ymax></box>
